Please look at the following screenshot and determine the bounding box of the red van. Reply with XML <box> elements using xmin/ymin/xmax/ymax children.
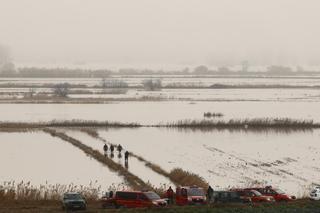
<box><xmin>231</xmin><ymin>189</ymin><xmax>275</xmax><ymax>203</ymax></box>
<box><xmin>101</xmin><ymin>191</ymin><xmax>167</xmax><ymax>208</ymax></box>
<box><xmin>175</xmin><ymin>186</ymin><xmax>207</xmax><ymax>205</ymax></box>
<box><xmin>245</xmin><ymin>186</ymin><xmax>295</xmax><ymax>202</ymax></box>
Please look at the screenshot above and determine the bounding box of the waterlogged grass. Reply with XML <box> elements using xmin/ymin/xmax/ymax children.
<box><xmin>0</xmin><ymin>118</ymin><xmax>318</xmax><ymax>130</ymax></box>
<box><xmin>169</xmin><ymin>168</ymin><xmax>208</xmax><ymax>189</ymax></box>
<box><xmin>0</xmin><ymin>120</ymin><xmax>141</xmax><ymax>129</ymax></box>
<box><xmin>203</xmin><ymin>112</ymin><xmax>224</xmax><ymax>118</ymax></box>
<box><xmin>164</xmin><ymin>118</ymin><xmax>319</xmax><ymax>129</ymax></box>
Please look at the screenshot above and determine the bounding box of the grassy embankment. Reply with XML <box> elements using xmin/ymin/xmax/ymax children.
<box><xmin>1</xmin><ymin>199</ymin><xmax>320</xmax><ymax>213</ymax></box>
<box><xmin>0</xmin><ymin>120</ymin><xmax>141</xmax><ymax>129</ymax></box>
<box><xmin>43</xmin><ymin>129</ymin><xmax>207</xmax><ymax>193</ymax></box>
<box><xmin>43</xmin><ymin>128</ymin><xmax>149</xmax><ymax>190</ymax></box>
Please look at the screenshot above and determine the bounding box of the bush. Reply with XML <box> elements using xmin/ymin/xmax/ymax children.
<box><xmin>142</xmin><ymin>79</ymin><xmax>162</xmax><ymax>91</ymax></box>
<box><xmin>52</xmin><ymin>83</ymin><xmax>69</xmax><ymax>97</ymax></box>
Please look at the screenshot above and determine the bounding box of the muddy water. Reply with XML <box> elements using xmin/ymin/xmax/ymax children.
<box><xmin>98</xmin><ymin>127</ymin><xmax>320</xmax><ymax>197</ymax></box>
<box><xmin>0</xmin><ymin>132</ymin><xmax>123</xmax><ymax>190</ymax></box>
<box><xmin>0</xmin><ymin>101</ymin><xmax>319</xmax><ymax>125</ymax></box>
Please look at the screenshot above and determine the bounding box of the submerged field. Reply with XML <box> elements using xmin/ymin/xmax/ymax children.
<box><xmin>0</xmin><ymin>75</ymin><xmax>320</xmax><ymax>204</ymax></box>
<box><xmin>0</xmin><ymin>126</ymin><xmax>320</xmax><ymax>197</ymax></box>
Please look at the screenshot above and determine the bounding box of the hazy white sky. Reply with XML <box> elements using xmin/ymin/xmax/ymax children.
<box><xmin>1</xmin><ymin>0</ymin><xmax>320</xmax><ymax>68</ymax></box>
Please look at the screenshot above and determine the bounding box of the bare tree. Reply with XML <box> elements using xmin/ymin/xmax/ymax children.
<box><xmin>101</xmin><ymin>78</ymin><xmax>128</xmax><ymax>88</ymax></box>
<box><xmin>53</xmin><ymin>83</ymin><xmax>70</xmax><ymax>97</ymax></box>
<box><xmin>142</xmin><ymin>79</ymin><xmax>162</xmax><ymax>91</ymax></box>
<box><xmin>24</xmin><ymin>88</ymin><xmax>36</xmax><ymax>98</ymax></box>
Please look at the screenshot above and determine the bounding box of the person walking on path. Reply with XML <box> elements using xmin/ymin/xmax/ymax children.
<box><xmin>117</xmin><ymin>144</ymin><xmax>123</xmax><ymax>153</ymax></box>
<box><xmin>103</xmin><ymin>144</ymin><xmax>108</xmax><ymax>152</ymax></box>
<box><xmin>110</xmin><ymin>144</ymin><xmax>114</xmax><ymax>153</ymax></box>
<box><xmin>124</xmin><ymin>151</ymin><xmax>129</xmax><ymax>162</ymax></box>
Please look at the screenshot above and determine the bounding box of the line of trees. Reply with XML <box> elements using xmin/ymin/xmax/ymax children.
<box><xmin>1</xmin><ymin>66</ymin><xmax>310</xmax><ymax>78</ymax></box>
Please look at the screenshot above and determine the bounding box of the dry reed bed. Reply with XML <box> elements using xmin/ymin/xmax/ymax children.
<box><xmin>133</xmin><ymin>154</ymin><xmax>209</xmax><ymax>188</ymax></box>
<box><xmin>0</xmin><ymin>117</ymin><xmax>314</xmax><ymax>130</ymax></box>
<box><xmin>162</xmin><ymin>118</ymin><xmax>319</xmax><ymax>129</ymax></box>
<box><xmin>43</xmin><ymin>128</ymin><xmax>150</xmax><ymax>191</ymax></box>
<box><xmin>0</xmin><ymin>181</ymin><xmax>101</xmax><ymax>201</ymax></box>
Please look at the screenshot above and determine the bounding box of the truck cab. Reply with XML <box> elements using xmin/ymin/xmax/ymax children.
<box><xmin>175</xmin><ymin>186</ymin><xmax>206</xmax><ymax>205</ymax></box>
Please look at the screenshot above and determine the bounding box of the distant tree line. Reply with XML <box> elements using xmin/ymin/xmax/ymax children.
<box><xmin>0</xmin><ymin>64</ymin><xmax>319</xmax><ymax>78</ymax></box>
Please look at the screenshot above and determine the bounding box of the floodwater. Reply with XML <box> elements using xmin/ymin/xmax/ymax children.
<box><xmin>1</xmin><ymin>76</ymin><xmax>320</xmax><ymax>197</ymax></box>
<box><xmin>68</xmin><ymin>88</ymin><xmax>320</xmax><ymax>102</ymax></box>
<box><xmin>62</xmin><ymin>130</ymin><xmax>174</xmax><ymax>187</ymax></box>
<box><xmin>98</xmin><ymin>127</ymin><xmax>320</xmax><ymax>197</ymax></box>
<box><xmin>0</xmin><ymin>101</ymin><xmax>319</xmax><ymax>124</ymax></box>
<box><xmin>0</xmin><ymin>131</ymin><xmax>123</xmax><ymax>190</ymax></box>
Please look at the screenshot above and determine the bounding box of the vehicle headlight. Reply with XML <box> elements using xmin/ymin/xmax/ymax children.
<box><xmin>188</xmin><ymin>197</ymin><xmax>192</xmax><ymax>201</ymax></box>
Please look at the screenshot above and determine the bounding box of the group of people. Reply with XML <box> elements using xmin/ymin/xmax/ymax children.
<box><xmin>103</xmin><ymin>143</ymin><xmax>130</xmax><ymax>162</ymax></box>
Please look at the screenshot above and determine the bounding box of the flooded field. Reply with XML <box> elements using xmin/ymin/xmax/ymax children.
<box><xmin>0</xmin><ymin>76</ymin><xmax>320</xmax><ymax>198</ymax></box>
<box><xmin>0</xmin><ymin>101</ymin><xmax>319</xmax><ymax>124</ymax></box>
<box><xmin>1</xmin><ymin>127</ymin><xmax>318</xmax><ymax>197</ymax></box>
<box><xmin>98</xmin><ymin>127</ymin><xmax>320</xmax><ymax>196</ymax></box>
<box><xmin>0</xmin><ymin>131</ymin><xmax>124</xmax><ymax>191</ymax></box>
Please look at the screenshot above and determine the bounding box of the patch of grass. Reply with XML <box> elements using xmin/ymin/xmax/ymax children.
<box><xmin>204</xmin><ymin>112</ymin><xmax>224</xmax><ymax>118</ymax></box>
<box><xmin>169</xmin><ymin>168</ymin><xmax>208</xmax><ymax>189</ymax></box>
<box><xmin>4</xmin><ymin>199</ymin><xmax>320</xmax><ymax>212</ymax></box>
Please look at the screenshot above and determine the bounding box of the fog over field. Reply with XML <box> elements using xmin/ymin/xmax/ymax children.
<box><xmin>2</xmin><ymin>1</ymin><xmax>320</xmax><ymax>212</ymax></box>
<box><xmin>1</xmin><ymin>0</ymin><xmax>320</xmax><ymax>68</ymax></box>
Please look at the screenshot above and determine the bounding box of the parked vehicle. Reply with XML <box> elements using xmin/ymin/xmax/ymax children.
<box><xmin>213</xmin><ymin>191</ymin><xmax>251</xmax><ymax>204</ymax></box>
<box><xmin>245</xmin><ymin>186</ymin><xmax>295</xmax><ymax>202</ymax></box>
<box><xmin>175</xmin><ymin>186</ymin><xmax>207</xmax><ymax>205</ymax></box>
<box><xmin>310</xmin><ymin>186</ymin><xmax>320</xmax><ymax>201</ymax></box>
<box><xmin>62</xmin><ymin>192</ymin><xmax>86</xmax><ymax>210</ymax></box>
<box><xmin>101</xmin><ymin>191</ymin><xmax>167</xmax><ymax>208</ymax></box>
<box><xmin>231</xmin><ymin>189</ymin><xmax>275</xmax><ymax>203</ymax></box>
